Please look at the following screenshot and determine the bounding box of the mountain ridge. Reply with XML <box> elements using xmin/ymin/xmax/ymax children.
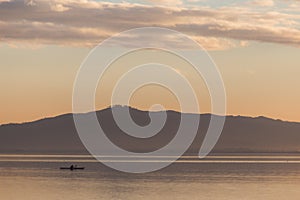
<box><xmin>1</xmin><ymin>106</ymin><xmax>300</xmax><ymax>154</ymax></box>
<box><xmin>1</xmin><ymin>105</ymin><xmax>299</xmax><ymax>127</ymax></box>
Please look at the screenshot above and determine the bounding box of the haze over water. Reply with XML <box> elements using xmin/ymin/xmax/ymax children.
<box><xmin>1</xmin><ymin>154</ymin><xmax>300</xmax><ymax>200</ymax></box>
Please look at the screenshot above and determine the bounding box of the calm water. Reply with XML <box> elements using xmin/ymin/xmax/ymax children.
<box><xmin>1</xmin><ymin>154</ymin><xmax>300</xmax><ymax>200</ymax></box>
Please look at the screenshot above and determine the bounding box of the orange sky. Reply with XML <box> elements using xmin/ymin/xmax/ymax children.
<box><xmin>0</xmin><ymin>0</ymin><xmax>300</xmax><ymax>124</ymax></box>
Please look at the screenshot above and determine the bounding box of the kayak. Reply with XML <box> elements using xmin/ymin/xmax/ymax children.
<box><xmin>60</xmin><ymin>167</ymin><xmax>85</xmax><ymax>170</ymax></box>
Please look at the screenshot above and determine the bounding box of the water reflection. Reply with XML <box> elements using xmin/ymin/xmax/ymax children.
<box><xmin>1</xmin><ymin>155</ymin><xmax>300</xmax><ymax>200</ymax></box>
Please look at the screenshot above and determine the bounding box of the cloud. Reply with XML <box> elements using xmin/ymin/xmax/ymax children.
<box><xmin>146</xmin><ymin>0</ymin><xmax>183</xmax><ymax>6</ymax></box>
<box><xmin>250</xmin><ymin>0</ymin><xmax>275</xmax><ymax>7</ymax></box>
<box><xmin>0</xmin><ymin>0</ymin><xmax>299</xmax><ymax>50</ymax></box>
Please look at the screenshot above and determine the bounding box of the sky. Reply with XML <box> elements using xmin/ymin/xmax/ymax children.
<box><xmin>0</xmin><ymin>0</ymin><xmax>300</xmax><ymax>124</ymax></box>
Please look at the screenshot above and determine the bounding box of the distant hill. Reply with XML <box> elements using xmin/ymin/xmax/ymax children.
<box><xmin>1</xmin><ymin>106</ymin><xmax>300</xmax><ymax>154</ymax></box>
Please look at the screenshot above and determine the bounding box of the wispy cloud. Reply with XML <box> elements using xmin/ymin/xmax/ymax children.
<box><xmin>250</xmin><ymin>0</ymin><xmax>275</xmax><ymax>7</ymax></box>
<box><xmin>146</xmin><ymin>0</ymin><xmax>183</xmax><ymax>6</ymax></box>
<box><xmin>0</xmin><ymin>0</ymin><xmax>299</xmax><ymax>50</ymax></box>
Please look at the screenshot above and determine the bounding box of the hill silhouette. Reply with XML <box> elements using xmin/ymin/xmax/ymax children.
<box><xmin>1</xmin><ymin>106</ymin><xmax>300</xmax><ymax>154</ymax></box>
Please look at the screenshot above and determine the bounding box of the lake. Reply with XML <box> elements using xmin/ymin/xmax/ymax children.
<box><xmin>1</xmin><ymin>154</ymin><xmax>300</xmax><ymax>200</ymax></box>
